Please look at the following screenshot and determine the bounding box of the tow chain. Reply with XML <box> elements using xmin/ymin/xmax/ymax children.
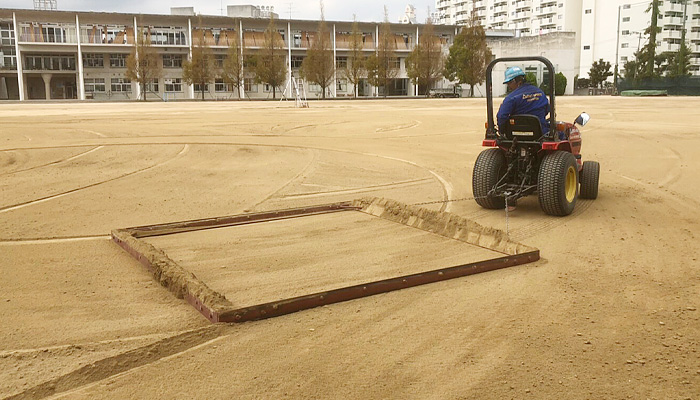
<box><xmin>410</xmin><ymin>197</ymin><xmax>477</xmax><ymax>207</ymax></box>
<box><xmin>410</xmin><ymin>195</ymin><xmax>512</xmax><ymax>238</ymax></box>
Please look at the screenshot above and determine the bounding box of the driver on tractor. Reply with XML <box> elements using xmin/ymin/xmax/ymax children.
<box><xmin>497</xmin><ymin>66</ymin><xmax>559</xmax><ymax>139</ymax></box>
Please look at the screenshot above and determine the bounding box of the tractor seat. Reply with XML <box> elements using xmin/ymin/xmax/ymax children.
<box><xmin>502</xmin><ymin>114</ymin><xmax>544</xmax><ymax>141</ymax></box>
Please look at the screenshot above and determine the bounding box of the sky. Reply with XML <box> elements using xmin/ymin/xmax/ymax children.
<box><xmin>4</xmin><ymin>0</ymin><xmax>438</xmax><ymax>23</ymax></box>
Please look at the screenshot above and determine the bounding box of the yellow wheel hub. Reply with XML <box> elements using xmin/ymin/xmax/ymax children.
<box><xmin>565</xmin><ymin>166</ymin><xmax>577</xmax><ymax>202</ymax></box>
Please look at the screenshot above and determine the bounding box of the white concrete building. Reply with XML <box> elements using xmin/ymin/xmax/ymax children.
<box><xmin>0</xmin><ymin>6</ymin><xmax>587</xmax><ymax>101</ymax></box>
<box><xmin>438</xmin><ymin>0</ymin><xmax>700</xmax><ymax>79</ymax></box>
<box><xmin>436</xmin><ymin>0</ymin><xmax>583</xmax><ymax>36</ymax></box>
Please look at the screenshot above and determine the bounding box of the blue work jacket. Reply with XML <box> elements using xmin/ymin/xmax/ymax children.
<box><xmin>497</xmin><ymin>84</ymin><xmax>550</xmax><ymax>135</ymax></box>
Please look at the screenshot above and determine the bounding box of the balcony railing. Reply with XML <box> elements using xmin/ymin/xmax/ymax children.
<box><xmin>0</xmin><ymin>62</ymin><xmax>17</xmax><ymax>70</ymax></box>
<box><xmin>79</xmin><ymin>26</ymin><xmax>136</xmax><ymax>45</ymax></box>
<box><xmin>18</xmin><ymin>24</ymin><xmax>77</xmax><ymax>44</ymax></box>
<box><xmin>664</xmin><ymin>16</ymin><xmax>683</xmax><ymax>25</ymax></box>
<box><xmin>19</xmin><ymin>31</ymin><xmax>78</xmax><ymax>43</ymax></box>
<box><xmin>537</xmin><ymin>6</ymin><xmax>556</xmax><ymax>16</ymax></box>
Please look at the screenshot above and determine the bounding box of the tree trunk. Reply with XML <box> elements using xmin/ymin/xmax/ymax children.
<box><xmin>273</xmin><ymin>86</ymin><xmax>276</xmax><ymax>99</ymax></box>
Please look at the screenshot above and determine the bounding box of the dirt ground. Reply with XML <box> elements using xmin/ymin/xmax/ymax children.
<box><xmin>1</xmin><ymin>97</ymin><xmax>698</xmax><ymax>399</ymax></box>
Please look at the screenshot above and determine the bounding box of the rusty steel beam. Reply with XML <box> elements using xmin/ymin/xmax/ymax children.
<box><xmin>128</xmin><ymin>202</ymin><xmax>359</xmax><ymax>238</ymax></box>
<box><xmin>217</xmin><ymin>251</ymin><xmax>539</xmax><ymax>323</ymax></box>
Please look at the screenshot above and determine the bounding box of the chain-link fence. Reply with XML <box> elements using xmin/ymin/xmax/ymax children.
<box><xmin>617</xmin><ymin>76</ymin><xmax>700</xmax><ymax>96</ymax></box>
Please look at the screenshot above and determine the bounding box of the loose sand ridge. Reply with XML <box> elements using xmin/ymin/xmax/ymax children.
<box><xmin>1</xmin><ymin>98</ymin><xmax>699</xmax><ymax>399</ymax></box>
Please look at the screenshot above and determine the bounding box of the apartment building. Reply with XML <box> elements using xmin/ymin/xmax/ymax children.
<box><xmin>438</xmin><ymin>0</ymin><xmax>700</xmax><ymax>79</ymax></box>
<box><xmin>436</xmin><ymin>0</ymin><xmax>583</xmax><ymax>36</ymax></box>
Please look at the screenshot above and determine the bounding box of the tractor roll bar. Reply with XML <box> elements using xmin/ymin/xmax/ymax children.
<box><xmin>485</xmin><ymin>56</ymin><xmax>556</xmax><ymax>140</ymax></box>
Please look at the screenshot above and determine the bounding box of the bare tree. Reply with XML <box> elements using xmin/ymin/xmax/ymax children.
<box><xmin>301</xmin><ymin>2</ymin><xmax>335</xmax><ymax>99</ymax></box>
<box><xmin>406</xmin><ymin>19</ymin><xmax>444</xmax><ymax>96</ymax></box>
<box><xmin>343</xmin><ymin>18</ymin><xmax>366</xmax><ymax>97</ymax></box>
<box><xmin>183</xmin><ymin>21</ymin><xmax>215</xmax><ymax>100</ymax></box>
<box><xmin>366</xmin><ymin>7</ymin><xmax>398</xmax><ymax>97</ymax></box>
<box><xmin>444</xmin><ymin>11</ymin><xmax>491</xmax><ymax>97</ymax></box>
<box><xmin>254</xmin><ymin>15</ymin><xmax>287</xmax><ymax>99</ymax></box>
<box><xmin>126</xmin><ymin>27</ymin><xmax>162</xmax><ymax>101</ymax></box>
<box><xmin>222</xmin><ymin>22</ymin><xmax>245</xmax><ymax>99</ymax></box>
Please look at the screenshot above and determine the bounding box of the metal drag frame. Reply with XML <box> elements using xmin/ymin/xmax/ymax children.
<box><xmin>112</xmin><ymin>198</ymin><xmax>540</xmax><ymax>323</ymax></box>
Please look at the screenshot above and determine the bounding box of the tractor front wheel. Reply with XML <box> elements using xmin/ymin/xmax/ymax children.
<box><xmin>579</xmin><ymin>160</ymin><xmax>600</xmax><ymax>199</ymax></box>
<box><xmin>538</xmin><ymin>151</ymin><xmax>578</xmax><ymax>216</ymax></box>
<box><xmin>472</xmin><ymin>148</ymin><xmax>507</xmax><ymax>209</ymax></box>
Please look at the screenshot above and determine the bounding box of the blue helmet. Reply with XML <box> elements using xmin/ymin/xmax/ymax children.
<box><xmin>503</xmin><ymin>66</ymin><xmax>526</xmax><ymax>84</ymax></box>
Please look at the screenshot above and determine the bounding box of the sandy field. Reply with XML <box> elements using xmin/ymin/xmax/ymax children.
<box><xmin>1</xmin><ymin>97</ymin><xmax>698</xmax><ymax>399</ymax></box>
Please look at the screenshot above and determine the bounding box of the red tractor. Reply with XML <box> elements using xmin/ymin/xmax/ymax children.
<box><xmin>472</xmin><ymin>56</ymin><xmax>599</xmax><ymax>216</ymax></box>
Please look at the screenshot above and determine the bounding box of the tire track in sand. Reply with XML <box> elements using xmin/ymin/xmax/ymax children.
<box><xmin>0</xmin><ymin>145</ymin><xmax>189</xmax><ymax>215</ymax></box>
<box><xmin>0</xmin><ymin>146</ymin><xmax>104</xmax><ymax>177</ymax></box>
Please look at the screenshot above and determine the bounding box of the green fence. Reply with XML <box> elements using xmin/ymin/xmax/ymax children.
<box><xmin>618</xmin><ymin>76</ymin><xmax>700</xmax><ymax>96</ymax></box>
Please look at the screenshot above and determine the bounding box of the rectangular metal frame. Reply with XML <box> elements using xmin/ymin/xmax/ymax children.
<box><xmin>112</xmin><ymin>200</ymin><xmax>539</xmax><ymax>323</ymax></box>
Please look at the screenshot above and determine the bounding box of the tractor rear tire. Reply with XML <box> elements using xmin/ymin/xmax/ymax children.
<box><xmin>580</xmin><ymin>161</ymin><xmax>600</xmax><ymax>199</ymax></box>
<box><xmin>472</xmin><ymin>148</ymin><xmax>507</xmax><ymax>209</ymax></box>
<box><xmin>538</xmin><ymin>151</ymin><xmax>578</xmax><ymax>216</ymax></box>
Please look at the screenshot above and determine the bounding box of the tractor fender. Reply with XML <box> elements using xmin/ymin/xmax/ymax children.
<box><xmin>541</xmin><ymin>141</ymin><xmax>572</xmax><ymax>153</ymax></box>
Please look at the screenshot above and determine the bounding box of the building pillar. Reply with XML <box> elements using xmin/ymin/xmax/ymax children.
<box><xmin>41</xmin><ymin>73</ymin><xmax>52</xmax><ymax>99</ymax></box>
<box><xmin>0</xmin><ymin>77</ymin><xmax>8</xmax><ymax>99</ymax></box>
<box><xmin>332</xmin><ymin>23</ymin><xmax>337</xmax><ymax>98</ymax></box>
<box><xmin>415</xmin><ymin>26</ymin><xmax>419</xmax><ymax>96</ymax></box>
<box><xmin>287</xmin><ymin>21</ymin><xmax>292</xmax><ymax>98</ymax></box>
<box><xmin>133</xmin><ymin>16</ymin><xmax>140</xmax><ymax>101</ymax></box>
<box><xmin>187</xmin><ymin>18</ymin><xmax>194</xmax><ymax>99</ymax></box>
<box><xmin>239</xmin><ymin>19</ymin><xmax>244</xmax><ymax>99</ymax></box>
<box><xmin>13</xmin><ymin>12</ymin><xmax>25</xmax><ymax>101</ymax></box>
<box><xmin>374</xmin><ymin>24</ymin><xmax>379</xmax><ymax>97</ymax></box>
<box><xmin>76</xmin><ymin>14</ymin><xmax>85</xmax><ymax>100</ymax></box>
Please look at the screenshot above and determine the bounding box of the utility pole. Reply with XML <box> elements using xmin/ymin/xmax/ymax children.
<box><xmin>645</xmin><ymin>0</ymin><xmax>660</xmax><ymax>77</ymax></box>
<box><xmin>678</xmin><ymin>0</ymin><xmax>688</xmax><ymax>76</ymax></box>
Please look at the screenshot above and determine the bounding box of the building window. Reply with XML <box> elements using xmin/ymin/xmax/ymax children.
<box><xmin>109</xmin><ymin>53</ymin><xmax>127</xmax><ymax>68</ymax></box>
<box><xmin>623</xmin><ymin>4</ymin><xmax>631</xmax><ymax>9</ymax></box>
<box><xmin>584</xmin><ymin>9</ymin><xmax>592</xmax><ymax>14</ymax></box>
<box><xmin>41</xmin><ymin>26</ymin><xmax>67</xmax><ymax>43</ymax></box>
<box><xmin>244</xmin><ymin>78</ymin><xmax>257</xmax><ymax>92</ymax></box>
<box><xmin>24</xmin><ymin>55</ymin><xmax>75</xmax><ymax>70</ymax></box>
<box><xmin>111</xmin><ymin>78</ymin><xmax>131</xmax><ymax>92</ymax></box>
<box><xmin>84</xmin><ymin>78</ymin><xmax>105</xmax><ymax>92</ymax></box>
<box><xmin>165</xmin><ymin>78</ymin><xmax>183</xmax><ymax>92</ymax></box>
<box><xmin>621</xmin><ymin>43</ymin><xmax>629</xmax><ymax>48</ymax></box>
<box><xmin>622</xmin><ymin>30</ymin><xmax>630</xmax><ymax>35</ymax></box>
<box><xmin>621</xmin><ymin>56</ymin><xmax>628</xmax><ymax>62</ymax></box>
<box><xmin>291</xmin><ymin>55</ymin><xmax>304</xmax><ymax>69</ymax></box>
<box><xmin>194</xmin><ymin>83</ymin><xmax>209</xmax><ymax>92</ymax></box>
<box><xmin>146</xmin><ymin>79</ymin><xmax>159</xmax><ymax>92</ymax></box>
<box><xmin>162</xmin><ymin>54</ymin><xmax>183</xmax><ymax>68</ymax></box>
<box><xmin>336</xmin><ymin>56</ymin><xmax>348</xmax><ymax>69</ymax></box>
<box><xmin>83</xmin><ymin>53</ymin><xmax>104</xmax><ymax>68</ymax></box>
<box><xmin>148</xmin><ymin>27</ymin><xmax>187</xmax><ymax>45</ymax></box>
<box><xmin>391</xmin><ymin>58</ymin><xmax>401</xmax><ymax>69</ymax></box>
<box><xmin>583</xmin><ymin>45</ymin><xmax>591</xmax><ymax>50</ymax></box>
<box><xmin>215</xmin><ymin>54</ymin><xmax>225</xmax><ymax>68</ymax></box>
<box><xmin>622</xmin><ymin>17</ymin><xmax>630</xmax><ymax>22</ymax></box>
<box><xmin>215</xmin><ymin>78</ymin><xmax>232</xmax><ymax>92</ymax></box>
<box><xmin>336</xmin><ymin>79</ymin><xmax>347</xmax><ymax>92</ymax></box>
